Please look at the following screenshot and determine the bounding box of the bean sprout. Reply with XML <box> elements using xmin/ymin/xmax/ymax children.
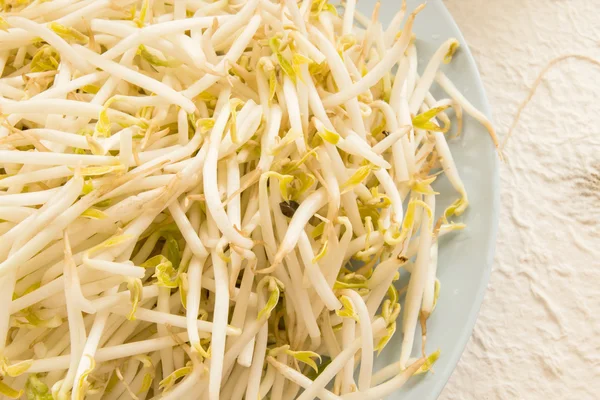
<box><xmin>0</xmin><ymin>1</ymin><xmax>496</xmax><ymax>398</ymax></box>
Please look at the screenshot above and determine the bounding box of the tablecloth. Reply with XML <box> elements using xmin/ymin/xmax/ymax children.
<box><xmin>440</xmin><ymin>0</ymin><xmax>600</xmax><ymax>398</ymax></box>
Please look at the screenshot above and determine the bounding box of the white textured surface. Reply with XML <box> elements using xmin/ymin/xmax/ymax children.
<box><xmin>440</xmin><ymin>0</ymin><xmax>600</xmax><ymax>398</ymax></box>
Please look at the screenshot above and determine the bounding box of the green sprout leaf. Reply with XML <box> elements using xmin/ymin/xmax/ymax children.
<box><xmin>48</xmin><ymin>22</ymin><xmax>88</xmax><ymax>44</ymax></box>
<box><xmin>25</xmin><ymin>374</ymin><xmax>53</xmax><ymax>400</ymax></box>
<box><xmin>0</xmin><ymin>17</ymin><xmax>9</xmax><ymax>32</ymax></box>
<box><xmin>442</xmin><ymin>197</ymin><xmax>469</xmax><ymax>223</ymax></box>
<box><xmin>414</xmin><ymin>350</ymin><xmax>441</xmax><ymax>375</ymax></box>
<box><xmin>285</xmin><ymin>349</ymin><xmax>321</xmax><ymax>373</ymax></box>
<box><xmin>444</xmin><ymin>40</ymin><xmax>460</xmax><ymax>64</ymax></box>
<box><xmin>0</xmin><ymin>380</ymin><xmax>23</xmax><ymax>399</ymax></box>
<box><xmin>153</xmin><ymin>259</ymin><xmax>178</xmax><ymax>288</ymax></box>
<box><xmin>88</xmin><ymin>234</ymin><xmax>134</xmax><ymax>256</ymax></box>
<box><xmin>269</xmin><ymin>37</ymin><xmax>296</xmax><ymax>82</ymax></box>
<box><xmin>126</xmin><ymin>278</ymin><xmax>143</xmax><ymax>320</ymax></box>
<box><xmin>159</xmin><ymin>365</ymin><xmax>192</xmax><ymax>392</ymax></box>
<box><xmin>133</xmin><ymin>355</ymin><xmax>155</xmax><ymax>394</ymax></box>
<box><xmin>178</xmin><ymin>272</ymin><xmax>188</xmax><ymax>309</ymax></box>
<box><xmin>31</xmin><ymin>45</ymin><xmax>60</xmax><ymax>72</ymax></box>
<box><xmin>412</xmin><ymin>105</ymin><xmax>451</xmax><ymax>132</ymax></box>
<box><xmin>1</xmin><ymin>359</ymin><xmax>32</xmax><ymax>377</ymax></box>
<box><xmin>375</xmin><ymin>321</ymin><xmax>396</xmax><ymax>355</ymax></box>
<box><xmin>432</xmin><ymin>279</ymin><xmax>441</xmax><ymax>311</ymax></box>
<box><xmin>258</xmin><ymin>278</ymin><xmax>283</xmax><ymax>320</ymax></box>
<box><xmin>163</xmin><ymin>234</ymin><xmax>180</xmax><ymax>270</ymax></box>
<box><xmin>73</xmin><ymin>355</ymin><xmax>95</xmax><ymax>400</ymax></box>
<box><xmin>312</xmin><ymin>240</ymin><xmax>328</xmax><ymax>263</ymax></box>
<box><xmin>137</xmin><ymin>45</ymin><xmax>181</xmax><ymax>68</ymax></box>
<box><xmin>340</xmin><ymin>164</ymin><xmax>379</xmax><ymax>193</ymax></box>
<box><xmin>80</xmin><ymin>208</ymin><xmax>108</xmax><ymax>220</ymax></box>
<box><xmin>335</xmin><ymin>295</ymin><xmax>359</xmax><ymax>322</ymax></box>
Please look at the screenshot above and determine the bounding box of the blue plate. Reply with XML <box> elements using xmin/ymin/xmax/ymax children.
<box><xmin>359</xmin><ymin>1</ymin><xmax>500</xmax><ymax>398</ymax></box>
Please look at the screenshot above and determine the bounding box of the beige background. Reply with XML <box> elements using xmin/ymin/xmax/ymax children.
<box><xmin>440</xmin><ymin>0</ymin><xmax>600</xmax><ymax>399</ymax></box>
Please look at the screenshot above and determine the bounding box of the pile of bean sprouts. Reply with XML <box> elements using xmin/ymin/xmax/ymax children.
<box><xmin>0</xmin><ymin>0</ymin><xmax>498</xmax><ymax>399</ymax></box>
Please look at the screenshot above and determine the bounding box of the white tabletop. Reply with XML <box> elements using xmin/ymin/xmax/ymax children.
<box><xmin>440</xmin><ymin>0</ymin><xmax>600</xmax><ymax>398</ymax></box>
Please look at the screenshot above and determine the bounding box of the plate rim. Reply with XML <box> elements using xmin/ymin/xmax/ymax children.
<box><xmin>423</xmin><ymin>2</ymin><xmax>500</xmax><ymax>398</ymax></box>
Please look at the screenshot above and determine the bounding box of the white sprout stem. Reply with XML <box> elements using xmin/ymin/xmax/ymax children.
<box><xmin>374</xmin><ymin>168</ymin><xmax>404</xmax><ymax>224</ymax></box>
<box><xmin>244</xmin><ymin>286</ymin><xmax>269</xmax><ymax>400</ymax></box>
<box><xmin>399</xmin><ymin>194</ymin><xmax>434</xmax><ymax>369</ymax></box>
<box><xmin>96</xmin><ymin>16</ymin><xmax>232</xmax><ymax>60</ymax></box>
<box><xmin>230</xmin><ymin>368</ymin><xmax>251</xmax><ymax>400</ymax></box>
<box><xmin>0</xmin><ymin>207</ymin><xmax>35</xmax><ymax>223</ymax></box>
<box><xmin>434</xmin><ymin>130</ymin><xmax>467</xmax><ymax>198</ymax></box>
<box><xmin>323</xmin><ymin>144</ymin><xmax>366</xmax><ymax>236</ymax></box>
<box><xmin>156</xmin><ymin>286</ymin><xmax>175</xmax><ymax>378</ymax></box>
<box><xmin>82</xmin><ymin>256</ymin><xmax>145</xmax><ymax>278</ymax></box>
<box><xmin>270</xmin><ymin>351</ymin><xmax>288</xmax><ymax>400</ymax></box>
<box><xmin>341</xmin><ymin>317</ymin><xmax>357</xmax><ymax>394</ymax></box>
<box><xmin>310</xmin><ymin>27</ymin><xmax>367</xmax><ymax>138</ymax></box>
<box><xmin>90</xmin><ymin>285</ymin><xmax>159</xmax><ymax>313</ymax></box>
<box><xmin>236</xmin><ymin>307</ymin><xmax>257</xmax><ymax>367</ymax></box>
<box><xmin>183</xmin><ymin>15</ymin><xmax>262</xmax><ymax>99</ymax></box>
<box><xmin>25</xmin><ymin>71</ymin><xmax>107</xmax><ymax>102</ymax></box>
<box><xmin>297</xmin><ymin>318</ymin><xmax>387</xmax><ymax>400</ymax></box>
<box><xmin>316</xmin><ymin>147</ymin><xmax>341</xmax><ymax>220</ymax></box>
<box><xmin>212</xmin><ymin>0</ymin><xmax>260</xmax><ymax>47</ymax></box>
<box><xmin>168</xmin><ymin>200</ymin><xmax>209</xmax><ymax>259</ymax></box>
<box><xmin>320</xmin><ymin>312</ymin><xmax>341</xmax><ymax>358</ymax></box>
<box><xmin>342</xmin><ymin>358</ymin><xmax>426</xmax><ymax>400</ymax></box>
<box><xmin>421</xmin><ymin>239</ymin><xmax>439</xmax><ymax>316</ymax></box>
<box><xmin>268</xmin><ymin>187</ymin><xmax>321</xmax><ymax>345</ymax></box>
<box><xmin>5</xmin><ymin>16</ymin><xmax>90</xmax><ymax>72</ymax></box>
<box><xmin>335</xmin><ymin>130</ymin><xmax>391</xmax><ymax>169</ymax></box>
<box><xmin>258</xmin><ymin>363</ymin><xmax>277</xmax><ymax>399</ymax></box>
<box><xmin>203</xmin><ymin>94</ymin><xmax>252</xmax><ymax>249</ymax></box>
<box><xmin>207</xmin><ymin>214</ymin><xmax>230</xmax><ymax>400</ymax></box>
<box><xmin>342</xmin><ymin>0</ymin><xmax>356</xmax><ymax>35</ymax></box>
<box><xmin>322</xmin><ymin>11</ymin><xmax>417</xmax><ymax>108</ymax></box>
<box><xmin>15</xmin><ymin>187</ymin><xmax>84</xmax><ymax>257</ymax></box>
<box><xmin>71</xmin><ymin>287</ymin><xmax>117</xmax><ymax>399</ymax></box>
<box><xmin>218</xmin><ymin>103</ymin><xmax>263</xmax><ymax>158</ymax></box>
<box><xmin>267</xmin><ymin>356</ymin><xmax>342</xmax><ymax>400</ymax></box>
<box><xmin>366</xmin><ymin>256</ymin><xmax>404</xmax><ymax>291</ymax></box>
<box><xmin>156</xmin><ymin>363</ymin><xmax>205</xmax><ymax>400</ymax></box>
<box><xmin>404</xmin><ymin>44</ymin><xmax>419</xmax><ymax>97</ymax></box>
<box><xmin>72</xmin><ymin>44</ymin><xmax>195</xmax><ymax>113</ymax></box>
<box><xmin>290</xmin><ymin>30</ymin><xmax>326</xmax><ymax>63</ymax></box>
<box><xmin>297</xmin><ymin>233</ymin><xmax>341</xmax><ymax>310</ymax></box>
<box><xmin>226</xmin><ymin>154</ymin><xmax>243</xmax><ymax>289</ymax></box>
<box><xmin>372</xmin><ymin>99</ymin><xmax>411</xmax><ymax>182</ymax></box>
<box><xmin>341</xmin><ymin>289</ymin><xmax>374</xmax><ymax>392</ymax></box>
<box><xmin>384</xmin><ymin>0</ymin><xmax>407</xmax><ymax>45</ymax></box>
<box><xmin>0</xmin><ymin>98</ymin><xmax>136</xmax><ymax>125</ymax></box>
<box><xmin>58</xmin><ymin>233</ymin><xmax>87</xmax><ymax>398</ymax></box>
<box><xmin>284</xmin><ymin>0</ymin><xmax>308</xmax><ymax>35</ymax></box>
<box><xmin>371</xmin><ymin>126</ymin><xmax>410</xmax><ymax>155</ymax></box>
<box><xmin>409</xmin><ymin>38</ymin><xmax>458</xmax><ymax>114</ymax></box>
<box><xmin>177</xmin><ymin>108</ymin><xmax>189</xmax><ymax>145</ymax></box>
<box><xmin>113</xmin><ymin>305</ymin><xmax>239</xmax><ymax>337</ymax></box>
<box><xmin>273</xmin><ymin>187</ymin><xmax>328</xmax><ymax>265</ymax></box>
<box><xmin>222</xmin><ymin>365</ymin><xmax>246</xmax><ymax>399</ymax></box>
<box><xmin>436</xmin><ymin>71</ymin><xmax>500</xmax><ymax>148</ymax></box>
<box><xmin>0</xmin><ymin>271</ymin><xmax>16</xmax><ymax>353</ymax></box>
<box><xmin>398</xmin><ymin>82</ymin><xmax>417</xmax><ymax>177</ymax></box>
<box><xmin>282</xmin><ymin>76</ymin><xmax>307</xmax><ymax>154</ymax></box>
<box><xmin>0</xmin><ymin>141</ymin><xmax>116</xmax><ymax>163</ymax></box>
<box><xmin>257</xmin><ymin>105</ymin><xmax>282</xmax><ymax>171</ymax></box>
<box><xmin>343</xmin><ymin>231</ymin><xmax>384</xmax><ymax>261</ymax></box>
<box><xmin>186</xmin><ymin>252</ymin><xmax>205</xmax><ymax>352</ymax></box>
